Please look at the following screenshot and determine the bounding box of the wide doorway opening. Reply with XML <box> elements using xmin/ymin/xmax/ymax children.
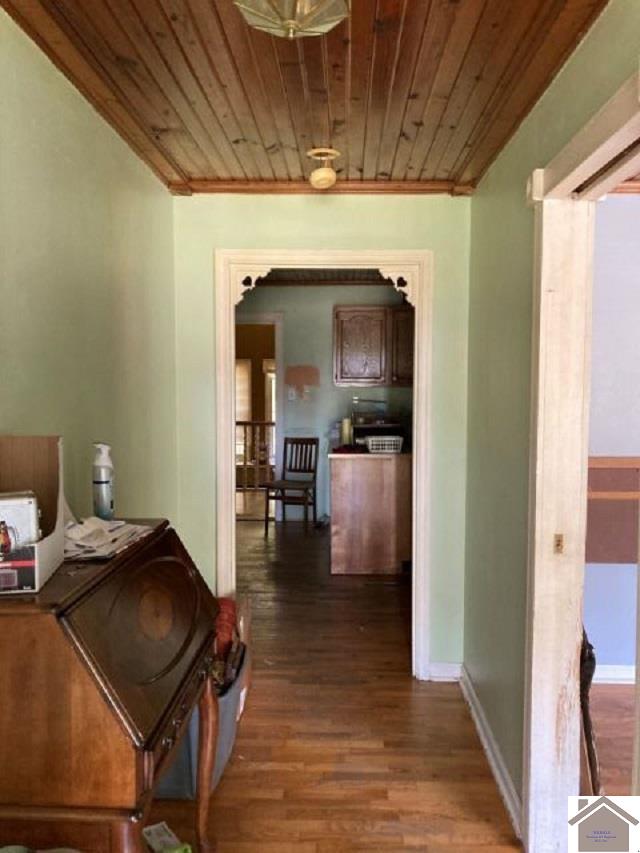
<box><xmin>233</xmin><ymin>268</ymin><xmax>415</xmax><ymax>661</ymax></box>
<box><xmin>215</xmin><ymin>249</ymin><xmax>433</xmax><ymax>679</ymax></box>
<box><xmin>580</xmin><ymin>193</ymin><xmax>640</xmax><ymax>797</ymax></box>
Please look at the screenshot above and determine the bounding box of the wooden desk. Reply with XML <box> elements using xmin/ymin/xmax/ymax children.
<box><xmin>0</xmin><ymin>521</ymin><xmax>219</xmax><ymax>852</ymax></box>
<box><xmin>329</xmin><ymin>453</ymin><xmax>412</xmax><ymax>574</ymax></box>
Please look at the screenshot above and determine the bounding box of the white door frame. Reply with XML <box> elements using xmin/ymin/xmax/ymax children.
<box><xmin>214</xmin><ymin>249</ymin><xmax>434</xmax><ymax>679</ymax></box>
<box><xmin>523</xmin><ymin>69</ymin><xmax>640</xmax><ymax>852</ymax></box>
<box><xmin>235</xmin><ymin>312</ymin><xmax>285</xmax><ymax>520</ymax></box>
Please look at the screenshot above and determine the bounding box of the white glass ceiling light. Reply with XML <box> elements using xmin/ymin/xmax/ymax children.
<box><xmin>307</xmin><ymin>147</ymin><xmax>340</xmax><ymax>190</ymax></box>
<box><xmin>233</xmin><ymin>1</ymin><xmax>350</xmax><ymax>40</ymax></box>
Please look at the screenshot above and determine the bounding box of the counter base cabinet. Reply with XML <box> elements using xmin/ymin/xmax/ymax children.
<box><xmin>330</xmin><ymin>455</ymin><xmax>412</xmax><ymax>574</ymax></box>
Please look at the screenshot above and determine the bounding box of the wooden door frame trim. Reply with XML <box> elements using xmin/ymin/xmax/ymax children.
<box><xmin>214</xmin><ymin>248</ymin><xmax>434</xmax><ymax>680</ymax></box>
<box><xmin>523</xmin><ymin>68</ymin><xmax>640</xmax><ymax>852</ymax></box>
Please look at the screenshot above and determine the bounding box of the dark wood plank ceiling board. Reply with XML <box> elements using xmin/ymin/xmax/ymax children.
<box><xmin>274</xmin><ymin>36</ymin><xmax>318</xmax><ymax>179</ymax></box>
<box><xmin>325</xmin><ymin>22</ymin><xmax>350</xmax><ymax>177</ymax></box>
<box><xmin>244</xmin><ymin>27</ymin><xmax>306</xmax><ymax>180</ymax></box>
<box><xmin>208</xmin><ymin>1</ymin><xmax>290</xmax><ymax>180</ymax></box>
<box><xmin>362</xmin><ymin>0</ymin><xmax>406</xmax><ymax>180</ymax></box>
<box><xmin>374</xmin><ymin>0</ymin><xmax>432</xmax><ymax>181</ymax></box>
<box><xmin>389</xmin><ymin>0</ymin><xmax>461</xmax><ymax>181</ymax></box>
<box><xmin>434</xmin><ymin>0</ymin><xmax>544</xmax><ymax>180</ymax></box>
<box><xmin>131</xmin><ymin>0</ymin><xmax>254</xmax><ymax>178</ymax></box>
<box><xmin>346</xmin><ymin>2</ymin><xmax>376</xmax><ymax>179</ymax></box>
<box><xmin>399</xmin><ymin>0</ymin><xmax>487</xmax><ymax>181</ymax></box>
<box><xmin>300</xmin><ymin>36</ymin><xmax>332</xmax><ymax>154</ymax></box>
<box><xmin>43</xmin><ymin>0</ymin><xmax>210</xmax><ymax>178</ymax></box>
<box><xmin>420</xmin><ymin>0</ymin><xmax>517</xmax><ymax>180</ymax></box>
<box><xmin>5</xmin><ymin>0</ymin><xmax>611</xmax><ymax>193</ymax></box>
<box><xmin>162</xmin><ymin>0</ymin><xmax>274</xmax><ymax>179</ymax></box>
<box><xmin>447</xmin><ymin>0</ymin><xmax>567</xmax><ymax>181</ymax></box>
<box><xmin>455</xmin><ymin>0</ymin><xmax>609</xmax><ymax>184</ymax></box>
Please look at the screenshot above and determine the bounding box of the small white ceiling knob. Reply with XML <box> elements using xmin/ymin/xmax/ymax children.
<box><xmin>307</xmin><ymin>147</ymin><xmax>340</xmax><ymax>191</ymax></box>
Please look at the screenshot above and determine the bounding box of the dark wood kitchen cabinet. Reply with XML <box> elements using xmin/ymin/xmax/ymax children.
<box><xmin>391</xmin><ymin>306</ymin><xmax>414</xmax><ymax>386</ymax></box>
<box><xmin>333</xmin><ymin>306</ymin><xmax>389</xmax><ymax>386</ymax></box>
<box><xmin>333</xmin><ymin>305</ymin><xmax>414</xmax><ymax>387</ymax></box>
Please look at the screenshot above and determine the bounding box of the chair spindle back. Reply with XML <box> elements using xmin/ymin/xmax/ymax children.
<box><xmin>283</xmin><ymin>437</ymin><xmax>319</xmax><ymax>481</ymax></box>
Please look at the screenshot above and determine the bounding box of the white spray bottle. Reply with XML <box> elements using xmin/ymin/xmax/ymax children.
<box><xmin>92</xmin><ymin>443</ymin><xmax>115</xmax><ymax>520</ymax></box>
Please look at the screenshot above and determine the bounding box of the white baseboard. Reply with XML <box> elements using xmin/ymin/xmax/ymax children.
<box><xmin>460</xmin><ymin>666</ymin><xmax>522</xmax><ymax>840</ymax></box>
<box><xmin>593</xmin><ymin>664</ymin><xmax>635</xmax><ymax>684</ymax></box>
<box><xmin>429</xmin><ymin>662</ymin><xmax>462</xmax><ymax>681</ymax></box>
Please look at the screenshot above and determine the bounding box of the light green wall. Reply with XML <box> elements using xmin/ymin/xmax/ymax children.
<box><xmin>0</xmin><ymin>11</ymin><xmax>177</xmax><ymax>519</ymax></box>
<box><xmin>174</xmin><ymin>194</ymin><xmax>470</xmax><ymax>662</ymax></box>
<box><xmin>237</xmin><ymin>284</ymin><xmax>412</xmax><ymax>517</ymax></box>
<box><xmin>465</xmin><ymin>0</ymin><xmax>640</xmax><ymax>795</ymax></box>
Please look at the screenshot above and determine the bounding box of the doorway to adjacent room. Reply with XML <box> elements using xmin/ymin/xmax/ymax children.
<box><xmin>215</xmin><ymin>249</ymin><xmax>433</xmax><ymax>679</ymax></box>
<box><xmin>523</xmin><ymin>67</ymin><xmax>640</xmax><ymax>852</ymax></box>
<box><xmin>234</xmin><ymin>317</ymin><xmax>283</xmax><ymax>522</ymax></box>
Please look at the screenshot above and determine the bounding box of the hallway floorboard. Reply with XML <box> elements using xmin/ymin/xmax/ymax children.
<box><xmin>153</xmin><ymin>522</ymin><xmax>520</xmax><ymax>851</ymax></box>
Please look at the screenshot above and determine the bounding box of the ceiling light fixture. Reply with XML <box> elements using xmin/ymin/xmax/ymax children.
<box><xmin>307</xmin><ymin>147</ymin><xmax>340</xmax><ymax>190</ymax></box>
<box><xmin>233</xmin><ymin>1</ymin><xmax>350</xmax><ymax>40</ymax></box>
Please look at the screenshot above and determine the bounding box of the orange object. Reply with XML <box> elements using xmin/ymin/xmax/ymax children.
<box><xmin>215</xmin><ymin>597</ymin><xmax>237</xmax><ymax>659</ymax></box>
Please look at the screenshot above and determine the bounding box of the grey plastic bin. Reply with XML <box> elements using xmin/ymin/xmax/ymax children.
<box><xmin>156</xmin><ymin>647</ymin><xmax>250</xmax><ymax>799</ymax></box>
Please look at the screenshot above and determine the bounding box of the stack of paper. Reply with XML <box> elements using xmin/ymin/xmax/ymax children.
<box><xmin>64</xmin><ymin>517</ymin><xmax>152</xmax><ymax>561</ymax></box>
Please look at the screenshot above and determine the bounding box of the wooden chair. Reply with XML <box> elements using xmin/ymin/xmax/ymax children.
<box><xmin>261</xmin><ymin>437</ymin><xmax>319</xmax><ymax>536</ymax></box>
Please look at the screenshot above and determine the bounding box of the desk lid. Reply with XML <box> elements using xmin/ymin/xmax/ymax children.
<box><xmin>62</xmin><ymin>527</ymin><xmax>218</xmax><ymax>746</ymax></box>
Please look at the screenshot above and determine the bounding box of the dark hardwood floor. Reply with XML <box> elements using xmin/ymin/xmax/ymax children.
<box><xmin>152</xmin><ymin>521</ymin><xmax>520</xmax><ymax>851</ymax></box>
<box><xmin>236</xmin><ymin>489</ymin><xmax>273</xmax><ymax>520</ymax></box>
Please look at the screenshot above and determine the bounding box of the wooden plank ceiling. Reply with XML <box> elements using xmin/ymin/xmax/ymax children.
<box><xmin>4</xmin><ymin>0</ymin><xmax>613</xmax><ymax>195</ymax></box>
<box><xmin>258</xmin><ymin>268</ymin><xmax>384</xmax><ymax>285</ymax></box>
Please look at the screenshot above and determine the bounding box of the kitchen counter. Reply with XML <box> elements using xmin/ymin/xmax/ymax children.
<box><xmin>327</xmin><ymin>452</ymin><xmax>403</xmax><ymax>459</ymax></box>
<box><xmin>329</xmin><ymin>453</ymin><xmax>412</xmax><ymax>574</ymax></box>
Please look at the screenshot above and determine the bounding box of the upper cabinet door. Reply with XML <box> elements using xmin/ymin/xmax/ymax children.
<box><xmin>391</xmin><ymin>306</ymin><xmax>414</xmax><ymax>386</ymax></box>
<box><xmin>334</xmin><ymin>307</ymin><xmax>389</xmax><ymax>386</ymax></box>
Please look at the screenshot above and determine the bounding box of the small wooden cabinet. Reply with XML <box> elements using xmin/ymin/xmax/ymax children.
<box><xmin>333</xmin><ymin>306</ymin><xmax>389</xmax><ymax>386</ymax></box>
<box><xmin>333</xmin><ymin>305</ymin><xmax>413</xmax><ymax>387</ymax></box>
<box><xmin>391</xmin><ymin>306</ymin><xmax>414</xmax><ymax>386</ymax></box>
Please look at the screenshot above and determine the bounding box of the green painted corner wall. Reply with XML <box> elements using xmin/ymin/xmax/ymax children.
<box><xmin>0</xmin><ymin>11</ymin><xmax>177</xmax><ymax>520</ymax></box>
<box><xmin>173</xmin><ymin>194</ymin><xmax>471</xmax><ymax>663</ymax></box>
<box><xmin>464</xmin><ymin>0</ymin><xmax>640</xmax><ymax>796</ymax></box>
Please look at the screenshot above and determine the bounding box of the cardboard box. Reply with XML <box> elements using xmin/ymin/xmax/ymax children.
<box><xmin>0</xmin><ymin>436</ymin><xmax>64</xmax><ymax>593</ymax></box>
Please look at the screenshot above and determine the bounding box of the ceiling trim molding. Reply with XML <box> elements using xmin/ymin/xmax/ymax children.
<box><xmin>169</xmin><ymin>180</ymin><xmax>475</xmax><ymax>197</ymax></box>
<box><xmin>541</xmin><ymin>68</ymin><xmax>640</xmax><ymax>199</ymax></box>
<box><xmin>613</xmin><ymin>180</ymin><xmax>640</xmax><ymax>194</ymax></box>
